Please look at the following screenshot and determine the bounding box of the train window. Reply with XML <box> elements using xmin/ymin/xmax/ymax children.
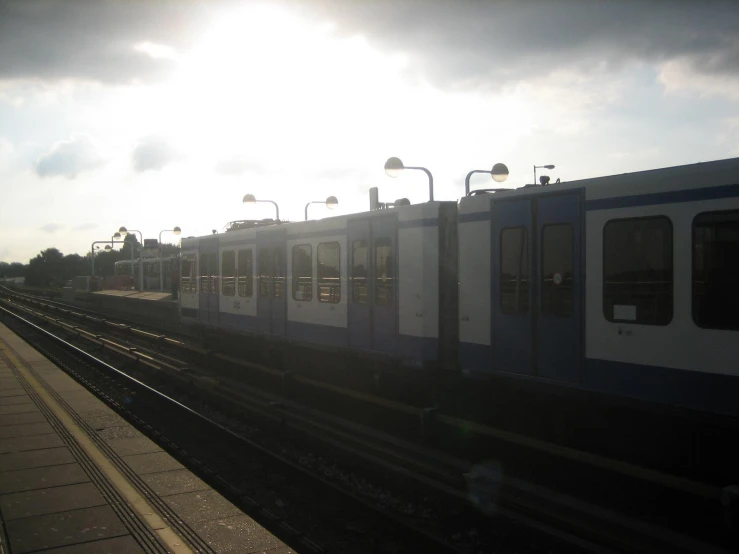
<box><xmin>273</xmin><ymin>247</ymin><xmax>284</xmax><ymax>298</ymax></box>
<box><xmin>221</xmin><ymin>250</ymin><xmax>236</xmax><ymax>296</ymax></box>
<box><xmin>375</xmin><ymin>238</ymin><xmax>393</xmax><ymax>306</ymax></box>
<box><xmin>352</xmin><ymin>240</ymin><xmax>368</xmax><ymax>304</ymax></box>
<box><xmin>693</xmin><ymin>210</ymin><xmax>739</xmax><ymax>330</ymax></box>
<box><xmin>318</xmin><ymin>242</ymin><xmax>341</xmax><ymax>303</ymax></box>
<box><xmin>237</xmin><ymin>249</ymin><xmax>253</xmax><ymax>297</ymax></box>
<box><xmin>500</xmin><ymin>227</ymin><xmax>529</xmax><ymax>315</ymax></box>
<box><xmin>199</xmin><ymin>253</ymin><xmax>210</xmax><ymax>294</ymax></box>
<box><xmin>258</xmin><ymin>248</ymin><xmax>270</xmax><ymax>297</ymax></box>
<box><xmin>603</xmin><ymin>216</ymin><xmax>672</xmax><ymax>325</ymax></box>
<box><xmin>541</xmin><ymin>224</ymin><xmax>574</xmax><ymax>317</ymax></box>
<box><xmin>292</xmin><ymin>245</ymin><xmax>313</xmax><ymax>301</ymax></box>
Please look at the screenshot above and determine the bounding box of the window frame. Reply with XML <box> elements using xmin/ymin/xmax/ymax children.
<box><xmin>540</xmin><ymin>223</ymin><xmax>574</xmax><ymax>318</ymax></box>
<box><xmin>351</xmin><ymin>239</ymin><xmax>369</xmax><ymax>305</ymax></box>
<box><xmin>602</xmin><ymin>215</ymin><xmax>673</xmax><ymax>326</ymax></box>
<box><xmin>181</xmin><ymin>254</ymin><xmax>197</xmax><ymax>294</ymax></box>
<box><xmin>317</xmin><ymin>241</ymin><xmax>341</xmax><ymax>304</ymax></box>
<box><xmin>292</xmin><ymin>244</ymin><xmax>313</xmax><ymax>301</ymax></box>
<box><xmin>373</xmin><ymin>237</ymin><xmax>393</xmax><ymax>307</ymax></box>
<box><xmin>221</xmin><ymin>250</ymin><xmax>236</xmax><ymax>297</ymax></box>
<box><xmin>499</xmin><ymin>226</ymin><xmax>530</xmax><ymax>315</ymax></box>
<box><xmin>237</xmin><ymin>248</ymin><xmax>253</xmax><ymax>298</ymax></box>
<box><xmin>691</xmin><ymin>209</ymin><xmax>739</xmax><ymax>331</ymax></box>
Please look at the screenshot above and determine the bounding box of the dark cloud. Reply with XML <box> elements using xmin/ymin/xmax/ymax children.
<box><xmin>40</xmin><ymin>223</ymin><xmax>63</xmax><ymax>233</ymax></box>
<box><xmin>132</xmin><ymin>137</ymin><xmax>177</xmax><ymax>172</ymax></box>
<box><xmin>35</xmin><ymin>135</ymin><xmax>105</xmax><ymax>179</ymax></box>
<box><xmin>215</xmin><ymin>159</ymin><xmax>263</xmax><ymax>175</ymax></box>
<box><xmin>1</xmin><ymin>0</ymin><xmax>737</xmax><ymax>88</ymax></box>
<box><xmin>292</xmin><ymin>0</ymin><xmax>739</xmax><ymax>87</ymax></box>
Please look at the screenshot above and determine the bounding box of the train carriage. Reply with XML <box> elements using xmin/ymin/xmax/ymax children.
<box><xmin>180</xmin><ymin>202</ymin><xmax>458</xmax><ymax>368</ymax></box>
<box><xmin>458</xmin><ymin>157</ymin><xmax>739</xmax><ymax>417</ymax></box>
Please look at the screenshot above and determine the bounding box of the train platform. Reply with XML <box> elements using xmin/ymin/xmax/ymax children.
<box><xmin>93</xmin><ymin>290</ymin><xmax>176</xmax><ymax>302</ymax></box>
<box><xmin>0</xmin><ymin>322</ymin><xmax>292</xmax><ymax>554</ymax></box>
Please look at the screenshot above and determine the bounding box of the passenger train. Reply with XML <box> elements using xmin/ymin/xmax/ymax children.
<box><xmin>180</xmin><ymin>157</ymin><xmax>739</xmax><ymax>420</ymax></box>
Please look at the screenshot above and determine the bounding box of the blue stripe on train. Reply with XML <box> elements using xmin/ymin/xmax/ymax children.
<box><xmin>459</xmin><ymin>341</ymin><xmax>739</xmax><ymax>417</ymax></box>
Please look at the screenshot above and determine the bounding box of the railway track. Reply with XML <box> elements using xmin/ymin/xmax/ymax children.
<box><xmin>1</xmin><ymin>288</ymin><xmax>736</xmax><ymax>553</ymax></box>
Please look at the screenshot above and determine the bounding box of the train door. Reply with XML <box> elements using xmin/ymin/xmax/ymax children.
<box><xmin>198</xmin><ymin>237</ymin><xmax>220</xmax><ymax>326</ymax></box>
<box><xmin>348</xmin><ymin>216</ymin><xmax>398</xmax><ymax>353</ymax></box>
<box><xmin>536</xmin><ymin>194</ymin><xmax>581</xmax><ymax>381</ymax></box>
<box><xmin>492</xmin><ymin>199</ymin><xmax>534</xmax><ymax>375</ymax></box>
<box><xmin>257</xmin><ymin>230</ymin><xmax>287</xmax><ymax>335</ymax></box>
<box><xmin>491</xmin><ymin>193</ymin><xmax>582</xmax><ymax>380</ymax></box>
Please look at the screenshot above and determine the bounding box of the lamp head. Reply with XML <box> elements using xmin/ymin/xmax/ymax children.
<box><xmin>104</xmin><ymin>245</ymin><xmax>112</xmax><ymax>250</ymax></box>
<box><xmin>384</xmin><ymin>157</ymin><xmax>404</xmax><ymax>178</ymax></box>
<box><xmin>491</xmin><ymin>162</ymin><xmax>509</xmax><ymax>183</ymax></box>
<box><xmin>325</xmin><ymin>196</ymin><xmax>338</xmax><ymax>209</ymax></box>
<box><xmin>173</xmin><ymin>226</ymin><xmax>182</xmax><ymax>235</ymax></box>
<box><xmin>118</xmin><ymin>226</ymin><xmax>128</xmax><ymax>235</ymax></box>
<box><xmin>543</xmin><ymin>164</ymin><xmax>555</xmax><ymax>170</ymax></box>
<box><xmin>242</xmin><ymin>193</ymin><xmax>257</xmax><ymax>204</ymax></box>
<box><xmin>113</xmin><ymin>232</ymin><xmax>121</xmax><ymax>239</ymax></box>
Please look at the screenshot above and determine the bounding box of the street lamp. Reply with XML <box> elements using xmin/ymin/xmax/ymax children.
<box><xmin>384</xmin><ymin>157</ymin><xmax>435</xmax><ymax>202</ymax></box>
<box><xmin>118</xmin><ymin>226</ymin><xmax>144</xmax><ymax>292</ymax></box>
<box><xmin>90</xmin><ymin>240</ymin><xmax>125</xmax><ymax>280</ymax></box>
<box><xmin>243</xmin><ymin>194</ymin><xmax>280</xmax><ymax>221</ymax></box>
<box><xmin>304</xmin><ymin>196</ymin><xmax>338</xmax><ymax>220</ymax></box>
<box><xmin>158</xmin><ymin>226</ymin><xmax>182</xmax><ymax>292</ymax></box>
<box><xmin>534</xmin><ymin>164</ymin><xmax>555</xmax><ymax>186</ymax></box>
<box><xmin>464</xmin><ymin>163</ymin><xmax>510</xmax><ymax>196</ymax></box>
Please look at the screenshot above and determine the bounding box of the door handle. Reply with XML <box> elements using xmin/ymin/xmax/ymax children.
<box><xmin>461</xmin><ymin>315</ymin><xmax>470</xmax><ymax>322</ymax></box>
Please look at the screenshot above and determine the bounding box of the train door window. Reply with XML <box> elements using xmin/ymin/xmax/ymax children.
<box><xmin>237</xmin><ymin>249</ymin><xmax>253</xmax><ymax>297</ymax></box>
<box><xmin>500</xmin><ymin>227</ymin><xmax>529</xmax><ymax>314</ymax></box>
<box><xmin>221</xmin><ymin>250</ymin><xmax>236</xmax><ymax>296</ymax></box>
<box><xmin>374</xmin><ymin>238</ymin><xmax>393</xmax><ymax>306</ymax></box>
<box><xmin>292</xmin><ymin>245</ymin><xmax>313</xmax><ymax>301</ymax></box>
<box><xmin>258</xmin><ymin>248</ymin><xmax>271</xmax><ymax>297</ymax></box>
<box><xmin>603</xmin><ymin>216</ymin><xmax>672</xmax><ymax>325</ymax></box>
<box><xmin>541</xmin><ymin>224</ymin><xmax>574</xmax><ymax>317</ymax></box>
<box><xmin>318</xmin><ymin>242</ymin><xmax>341</xmax><ymax>303</ymax></box>
<box><xmin>693</xmin><ymin>210</ymin><xmax>739</xmax><ymax>330</ymax></box>
<box><xmin>352</xmin><ymin>240</ymin><xmax>368</xmax><ymax>304</ymax></box>
<box><xmin>181</xmin><ymin>255</ymin><xmax>197</xmax><ymax>293</ymax></box>
<box><xmin>273</xmin><ymin>247</ymin><xmax>284</xmax><ymax>298</ymax></box>
<box><xmin>199</xmin><ymin>253</ymin><xmax>209</xmax><ymax>294</ymax></box>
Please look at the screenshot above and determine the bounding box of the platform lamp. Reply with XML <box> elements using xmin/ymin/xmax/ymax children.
<box><xmin>305</xmin><ymin>196</ymin><xmax>338</xmax><ymax>220</ymax></box>
<box><xmin>158</xmin><ymin>226</ymin><xmax>182</xmax><ymax>291</ymax></box>
<box><xmin>464</xmin><ymin>163</ymin><xmax>510</xmax><ymax>196</ymax></box>
<box><xmin>90</xmin><ymin>240</ymin><xmax>125</xmax><ymax>280</ymax></box>
<box><xmin>384</xmin><ymin>157</ymin><xmax>435</xmax><ymax>202</ymax></box>
<box><xmin>534</xmin><ymin>164</ymin><xmax>555</xmax><ymax>186</ymax></box>
<box><xmin>118</xmin><ymin>226</ymin><xmax>144</xmax><ymax>292</ymax></box>
<box><xmin>243</xmin><ymin>194</ymin><xmax>280</xmax><ymax>221</ymax></box>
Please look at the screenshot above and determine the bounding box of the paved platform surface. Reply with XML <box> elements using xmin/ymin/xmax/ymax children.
<box><xmin>93</xmin><ymin>290</ymin><xmax>175</xmax><ymax>302</ymax></box>
<box><xmin>0</xmin><ymin>321</ymin><xmax>293</xmax><ymax>553</ymax></box>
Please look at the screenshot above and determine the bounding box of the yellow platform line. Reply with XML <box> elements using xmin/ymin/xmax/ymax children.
<box><xmin>0</xmin><ymin>325</ymin><xmax>194</xmax><ymax>554</ymax></box>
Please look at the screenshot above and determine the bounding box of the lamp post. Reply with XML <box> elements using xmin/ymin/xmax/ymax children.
<box><xmin>464</xmin><ymin>163</ymin><xmax>510</xmax><ymax>196</ymax></box>
<box><xmin>384</xmin><ymin>157</ymin><xmax>434</xmax><ymax>202</ymax></box>
<box><xmin>304</xmin><ymin>196</ymin><xmax>338</xmax><ymax>220</ymax></box>
<box><xmin>90</xmin><ymin>240</ymin><xmax>125</xmax><ymax>279</ymax></box>
<box><xmin>158</xmin><ymin>226</ymin><xmax>182</xmax><ymax>291</ymax></box>
<box><xmin>242</xmin><ymin>194</ymin><xmax>280</xmax><ymax>221</ymax></box>
<box><xmin>534</xmin><ymin>164</ymin><xmax>555</xmax><ymax>186</ymax></box>
<box><xmin>118</xmin><ymin>226</ymin><xmax>144</xmax><ymax>291</ymax></box>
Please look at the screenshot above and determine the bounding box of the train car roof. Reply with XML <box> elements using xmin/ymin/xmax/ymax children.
<box><xmin>460</xmin><ymin>156</ymin><xmax>739</xmax><ymax>214</ymax></box>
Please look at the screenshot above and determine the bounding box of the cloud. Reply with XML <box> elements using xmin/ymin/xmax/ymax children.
<box><xmin>72</xmin><ymin>222</ymin><xmax>98</xmax><ymax>231</ymax></box>
<box><xmin>40</xmin><ymin>223</ymin><xmax>63</xmax><ymax>233</ymax></box>
<box><xmin>132</xmin><ymin>137</ymin><xmax>178</xmax><ymax>172</ymax></box>
<box><xmin>0</xmin><ymin>0</ymin><xmax>198</xmax><ymax>83</ymax></box>
<box><xmin>34</xmin><ymin>135</ymin><xmax>105</xmax><ymax>179</ymax></box>
<box><xmin>215</xmin><ymin>159</ymin><xmax>263</xmax><ymax>175</ymax></box>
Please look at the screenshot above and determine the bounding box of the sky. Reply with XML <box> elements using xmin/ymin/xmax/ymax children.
<box><xmin>1</xmin><ymin>0</ymin><xmax>738</xmax><ymax>264</ymax></box>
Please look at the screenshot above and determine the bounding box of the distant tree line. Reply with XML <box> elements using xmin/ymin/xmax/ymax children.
<box><xmin>0</xmin><ymin>235</ymin><xmax>180</xmax><ymax>288</ymax></box>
